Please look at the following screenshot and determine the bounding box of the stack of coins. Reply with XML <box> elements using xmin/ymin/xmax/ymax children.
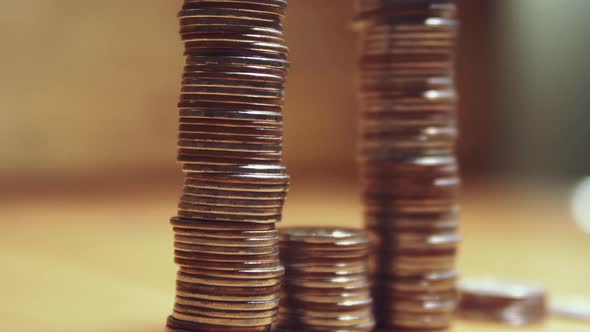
<box><xmin>353</xmin><ymin>1</ymin><xmax>461</xmax><ymax>330</ymax></box>
<box><xmin>167</xmin><ymin>1</ymin><xmax>290</xmax><ymax>331</ymax></box>
<box><xmin>458</xmin><ymin>278</ymin><xmax>547</xmax><ymax>325</ymax></box>
<box><xmin>274</xmin><ymin>227</ymin><xmax>375</xmax><ymax>332</ymax></box>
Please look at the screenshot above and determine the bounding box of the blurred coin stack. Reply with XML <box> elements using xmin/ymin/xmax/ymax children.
<box><xmin>274</xmin><ymin>227</ymin><xmax>375</xmax><ymax>332</ymax></box>
<box><xmin>353</xmin><ymin>0</ymin><xmax>461</xmax><ymax>330</ymax></box>
<box><xmin>167</xmin><ymin>1</ymin><xmax>290</xmax><ymax>331</ymax></box>
<box><xmin>458</xmin><ymin>278</ymin><xmax>547</xmax><ymax>325</ymax></box>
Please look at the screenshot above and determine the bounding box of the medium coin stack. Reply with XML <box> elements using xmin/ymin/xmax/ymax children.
<box><xmin>353</xmin><ymin>1</ymin><xmax>461</xmax><ymax>330</ymax></box>
<box><xmin>274</xmin><ymin>227</ymin><xmax>375</xmax><ymax>332</ymax></box>
<box><xmin>458</xmin><ymin>278</ymin><xmax>547</xmax><ymax>325</ymax></box>
<box><xmin>167</xmin><ymin>1</ymin><xmax>290</xmax><ymax>331</ymax></box>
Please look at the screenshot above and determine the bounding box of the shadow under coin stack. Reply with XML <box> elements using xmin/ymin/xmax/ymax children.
<box><xmin>353</xmin><ymin>1</ymin><xmax>461</xmax><ymax>331</ymax></box>
<box><xmin>274</xmin><ymin>227</ymin><xmax>375</xmax><ymax>332</ymax></box>
<box><xmin>166</xmin><ymin>1</ymin><xmax>290</xmax><ymax>331</ymax></box>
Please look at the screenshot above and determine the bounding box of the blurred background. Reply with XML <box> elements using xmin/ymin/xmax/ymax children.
<box><xmin>2</xmin><ymin>0</ymin><xmax>590</xmax><ymax>187</ymax></box>
<box><xmin>1</xmin><ymin>1</ymin><xmax>590</xmax><ymax>332</ymax></box>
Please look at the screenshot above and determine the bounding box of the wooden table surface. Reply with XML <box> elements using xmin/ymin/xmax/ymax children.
<box><xmin>2</xmin><ymin>181</ymin><xmax>589</xmax><ymax>332</ymax></box>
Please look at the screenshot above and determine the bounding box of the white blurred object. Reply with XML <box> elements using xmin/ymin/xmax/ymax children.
<box><xmin>551</xmin><ymin>297</ymin><xmax>590</xmax><ymax>321</ymax></box>
<box><xmin>571</xmin><ymin>177</ymin><xmax>590</xmax><ymax>233</ymax></box>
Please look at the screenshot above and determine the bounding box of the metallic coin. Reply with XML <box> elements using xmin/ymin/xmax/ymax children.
<box><xmin>458</xmin><ymin>278</ymin><xmax>547</xmax><ymax>325</ymax></box>
<box><xmin>183</xmin><ymin>0</ymin><xmax>287</xmax><ymax>9</ymax></box>
<box><xmin>279</xmin><ymin>227</ymin><xmax>369</xmax><ymax>246</ymax></box>
<box><xmin>174</xmin><ymin>303</ymin><xmax>277</xmax><ymax>319</ymax></box>
<box><xmin>179</xmin><ymin>121</ymin><xmax>282</xmax><ymax>135</ymax></box>
<box><xmin>301</xmin><ymin>315</ymin><xmax>375</xmax><ymax>328</ymax></box>
<box><xmin>182</xmin><ymin>65</ymin><xmax>286</xmax><ymax>80</ymax></box>
<box><xmin>381</xmin><ymin>270</ymin><xmax>458</xmax><ymax>292</ymax></box>
<box><xmin>174</xmin><ymin>247</ymin><xmax>279</xmax><ymax>260</ymax></box>
<box><xmin>177</xmin><ymin>148</ymin><xmax>282</xmax><ymax>161</ymax></box>
<box><xmin>178</xmin><ymin>149</ymin><xmax>282</xmax><ymax>161</ymax></box>
<box><xmin>172</xmin><ymin>311</ymin><xmax>277</xmax><ymax>327</ymax></box>
<box><xmin>178</xmin><ymin>201</ymin><xmax>283</xmax><ymax>216</ymax></box>
<box><xmin>170</xmin><ymin>216</ymin><xmax>275</xmax><ymax>230</ymax></box>
<box><xmin>178</xmin><ymin>8</ymin><xmax>281</xmax><ymax>22</ymax></box>
<box><xmin>179</xmin><ymin>93</ymin><xmax>284</xmax><ymax>108</ymax></box>
<box><xmin>179</xmin><ymin>15</ymin><xmax>283</xmax><ymax>31</ymax></box>
<box><xmin>369</xmin><ymin>230</ymin><xmax>460</xmax><ymax>250</ymax></box>
<box><xmin>179</xmin><ymin>116</ymin><xmax>283</xmax><ymax>128</ymax></box>
<box><xmin>289</xmin><ymin>292</ymin><xmax>372</xmax><ymax>304</ymax></box>
<box><xmin>185</xmin><ymin>172</ymin><xmax>290</xmax><ymax>184</ymax></box>
<box><xmin>176</xmin><ymin>296</ymin><xmax>280</xmax><ymax>311</ymax></box>
<box><xmin>370</xmin><ymin>253</ymin><xmax>456</xmax><ymax>276</ymax></box>
<box><xmin>174</xmin><ymin>241</ymin><xmax>279</xmax><ymax>255</ymax></box>
<box><xmin>175</xmin><ymin>234</ymin><xmax>279</xmax><ymax>247</ymax></box>
<box><xmin>177</xmin><ymin>281</ymin><xmax>282</xmax><ymax>295</ymax></box>
<box><xmin>181</xmin><ymin>76</ymin><xmax>284</xmax><ymax>90</ymax></box>
<box><xmin>173</xmin><ymin>226</ymin><xmax>278</xmax><ymax>238</ymax></box>
<box><xmin>178</xmin><ymin>154</ymin><xmax>282</xmax><ymax>165</ymax></box>
<box><xmin>379</xmin><ymin>311</ymin><xmax>454</xmax><ymax>329</ymax></box>
<box><xmin>178</xmin><ymin>109</ymin><xmax>282</xmax><ymax>124</ymax></box>
<box><xmin>174</xmin><ymin>257</ymin><xmax>280</xmax><ymax>271</ymax></box>
<box><xmin>375</xmin><ymin>289</ymin><xmax>458</xmax><ymax>313</ymax></box>
<box><xmin>180</xmin><ymin>86</ymin><xmax>284</xmax><ymax>100</ymax></box>
<box><xmin>179</xmin><ymin>194</ymin><xmax>284</xmax><ymax>208</ymax></box>
<box><xmin>177</xmin><ymin>272</ymin><xmax>281</xmax><ymax>287</ymax></box>
<box><xmin>285</xmin><ymin>262</ymin><xmax>368</xmax><ymax>275</ymax></box>
<box><xmin>182</xmin><ymin>1</ymin><xmax>285</xmax><ymax>15</ymax></box>
<box><xmin>183</xmin><ymin>180</ymin><xmax>288</xmax><ymax>193</ymax></box>
<box><xmin>176</xmin><ymin>288</ymin><xmax>280</xmax><ymax>302</ymax></box>
<box><xmin>183</xmin><ymin>187</ymin><xmax>288</xmax><ymax>201</ymax></box>
<box><xmin>180</xmin><ymin>265</ymin><xmax>284</xmax><ymax>279</ymax></box>
<box><xmin>167</xmin><ymin>315</ymin><xmax>271</xmax><ymax>332</ymax></box>
<box><xmin>178</xmin><ymin>140</ymin><xmax>282</xmax><ymax>154</ymax></box>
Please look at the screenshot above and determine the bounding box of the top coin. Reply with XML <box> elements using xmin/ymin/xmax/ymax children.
<box><xmin>184</xmin><ymin>0</ymin><xmax>287</xmax><ymax>10</ymax></box>
<box><xmin>279</xmin><ymin>227</ymin><xmax>368</xmax><ymax>245</ymax></box>
<box><xmin>183</xmin><ymin>1</ymin><xmax>286</xmax><ymax>16</ymax></box>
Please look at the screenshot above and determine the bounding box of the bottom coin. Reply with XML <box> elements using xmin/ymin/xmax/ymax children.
<box><xmin>167</xmin><ymin>315</ymin><xmax>271</xmax><ymax>332</ymax></box>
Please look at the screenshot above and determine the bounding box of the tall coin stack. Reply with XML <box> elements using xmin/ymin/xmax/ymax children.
<box><xmin>166</xmin><ymin>1</ymin><xmax>290</xmax><ymax>331</ymax></box>
<box><xmin>274</xmin><ymin>227</ymin><xmax>375</xmax><ymax>332</ymax></box>
<box><xmin>353</xmin><ymin>1</ymin><xmax>461</xmax><ymax>331</ymax></box>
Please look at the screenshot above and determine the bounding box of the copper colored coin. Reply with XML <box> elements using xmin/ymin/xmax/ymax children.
<box><xmin>170</xmin><ymin>216</ymin><xmax>275</xmax><ymax>230</ymax></box>
<box><xmin>183</xmin><ymin>179</ymin><xmax>288</xmax><ymax>192</ymax></box>
<box><xmin>177</xmin><ymin>281</ymin><xmax>281</xmax><ymax>295</ymax></box>
<box><xmin>180</xmin><ymin>265</ymin><xmax>284</xmax><ymax>279</ymax></box>
<box><xmin>173</xmin><ymin>226</ymin><xmax>278</xmax><ymax>239</ymax></box>
<box><xmin>172</xmin><ymin>311</ymin><xmax>277</xmax><ymax>327</ymax></box>
<box><xmin>176</xmin><ymin>288</ymin><xmax>280</xmax><ymax>302</ymax></box>
<box><xmin>167</xmin><ymin>316</ymin><xmax>271</xmax><ymax>332</ymax></box>
<box><xmin>174</xmin><ymin>249</ymin><xmax>279</xmax><ymax>262</ymax></box>
<box><xmin>174</xmin><ymin>257</ymin><xmax>281</xmax><ymax>270</ymax></box>
<box><xmin>182</xmin><ymin>187</ymin><xmax>288</xmax><ymax>200</ymax></box>
<box><xmin>179</xmin><ymin>193</ymin><xmax>284</xmax><ymax>207</ymax></box>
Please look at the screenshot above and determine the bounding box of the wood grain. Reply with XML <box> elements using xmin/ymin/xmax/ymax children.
<box><xmin>1</xmin><ymin>181</ymin><xmax>588</xmax><ymax>331</ymax></box>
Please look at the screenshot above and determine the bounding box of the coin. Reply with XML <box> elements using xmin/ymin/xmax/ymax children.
<box><xmin>167</xmin><ymin>315</ymin><xmax>272</xmax><ymax>332</ymax></box>
<box><xmin>458</xmin><ymin>278</ymin><xmax>547</xmax><ymax>325</ymax></box>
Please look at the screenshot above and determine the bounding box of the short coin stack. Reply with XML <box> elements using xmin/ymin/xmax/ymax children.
<box><xmin>353</xmin><ymin>1</ymin><xmax>461</xmax><ymax>330</ymax></box>
<box><xmin>167</xmin><ymin>1</ymin><xmax>290</xmax><ymax>331</ymax></box>
<box><xmin>458</xmin><ymin>278</ymin><xmax>547</xmax><ymax>325</ymax></box>
<box><xmin>274</xmin><ymin>227</ymin><xmax>375</xmax><ymax>332</ymax></box>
